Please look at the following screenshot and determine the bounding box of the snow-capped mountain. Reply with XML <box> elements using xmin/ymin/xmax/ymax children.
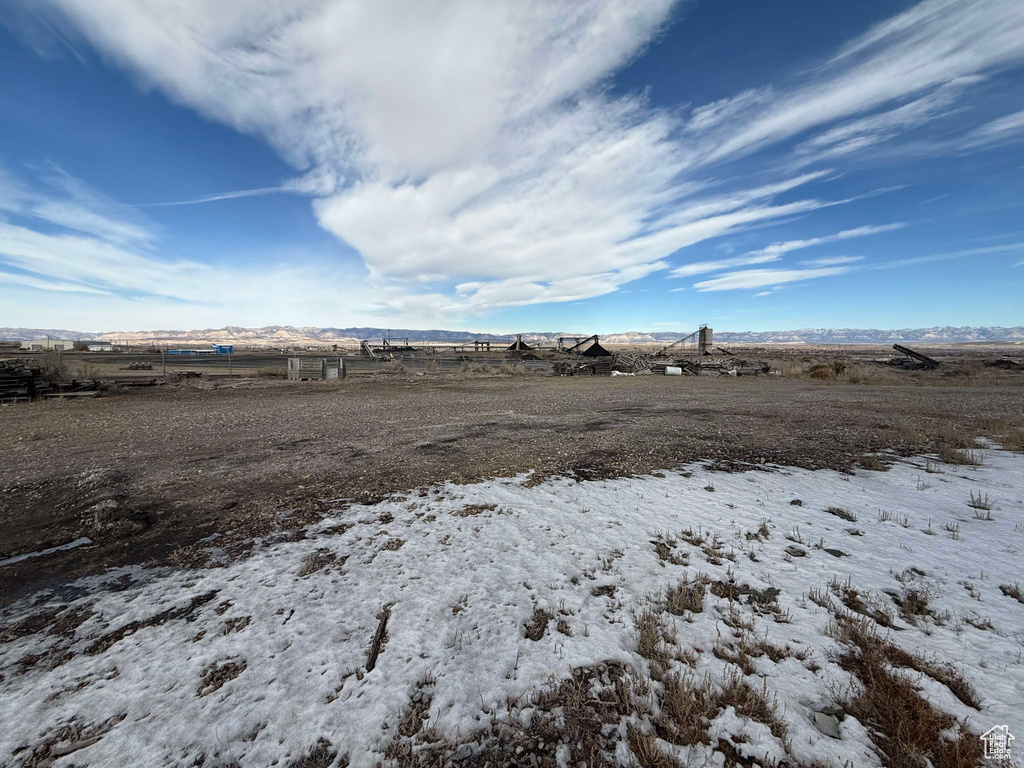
<box><xmin>2</xmin><ymin>325</ymin><xmax>1022</xmax><ymax>345</ymax></box>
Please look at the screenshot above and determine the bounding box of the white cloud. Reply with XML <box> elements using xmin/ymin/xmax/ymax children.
<box><xmin>798</xmin><ymin>255</ymin><xmax>866</xmax><ymax>267</ymax></box>
<box><xmin>693</xmin><ymin>267</ymin><xmax>851</xmax><ymax>292</ymax></box>
<box><xmin>669</xmin><ymin>287</ymin><xmax>686</xmax><ymax>293</ymax></box>
<box><xmin>10</xmin><ymin>0</ymin><xmax>1024</xmax><ymax>324</ymax></box>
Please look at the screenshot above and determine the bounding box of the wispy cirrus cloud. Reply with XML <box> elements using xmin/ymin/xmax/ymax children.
<box><xmin>0</xmin><ymin>162</ymin><xmax>152</xmax><ymax>245</ymax></box>
<box><xmin>694</xmin><ymin>0</ymin><xmax>1024</xmax><ymax>167</ymax></box>
<box><xmin>694</xmin><ymin>267</ymin><xmax>852</xmax><ymax>292</ymax></box>
<box><xmin>670</xmin><ymin>223</ymin><xmax>902</xmax><ymax>278</ymax></box>
<box><xmin>798</xmin><ymin>255</ymin><xmax>865</xmax><ymax>267</ymax></box>
<box><xmin>962</xmin><ymin>109</ymin><xmax>1024</xmax><ymax>148</ymax></box>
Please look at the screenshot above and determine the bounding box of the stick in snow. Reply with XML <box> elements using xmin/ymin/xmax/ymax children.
<box><xmin>366</xmin><ymin>605</ymin><xmax>391</xmax><ymax>672</ymax></box>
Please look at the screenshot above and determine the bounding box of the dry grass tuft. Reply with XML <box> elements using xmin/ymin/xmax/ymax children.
<box><xmin>198</xmin><ymin>659</ymin><xmax>246</xmax><ymax>696</ymax></box>
<box><xmin>659</xmin><ymin>672</ymin><xmax>716</xmax><ymax>745</ymax></box>
<box><xmin>937</xmin><ymin>446</ymin><xmax>982</xmax><ymax>466</ymax></box>
<box><xmin>168</xmin><ymin>545</ymin><xmax>211</xmax><ymax>569</ymax></box>
<box><xmin>455</xmin><ymin>503</ymin><xmax>498</xmax><ymax>517</ymax></box>
<box><xmin>858</xmin><ymin>454</ymin><xmax>891</xmax><ymax>472</ymax></box>
<box><xmin>1000</xmin><ymin>583</ymin><xmax>1024</xmax><ymax>604</ymax></box>
<box><xmin>628</xmin><ymin>727</ymin><xmax>680</xmax><ymax>768</ymax></box>
<box><xmin>997</xmin><ymin>429</ymin><xmax>1024</xmax><ymax>452</ymax></box>
<box><xmin>830</xmin><ymin>617</ymin><xmax>982</xmax><ymax>766</ymax></box>
<box><xmin>525</xmin><ymin>608</ymin><xmax>552</xmax><ymax>641</ymax></box>
<box><xmin>376</xmin><ymin>361</ymin><xmax>408</xmax><ymax>376</ymax></box>
<box><xmin>297</xmin><ymin>548</ymin><xmax>340</xmax><ymax>577</ymax></box>
<box><xmin>665</xmin><ymin>573</ymin><xmax>710</xmax><ymax>615</ymax></box>
<box><xmin>636</xmin><ymin>609</ymin><xmax>666</xmax><ymax>665</ymax></box>
<box><xmin>829</xmin><ymin>577</ymin><xmax>895</xmax><ymax>628</ymax></box>
<box><xmin>289</xmin><ymin>738</ymin><xmax>345</xmax><ymax>768</ymax></box>
<box><xmin>658</xmin><ymin>668</ymin><xmax>788</xmax><ymax>747</ymax></box>
<box><xmin>894</xmin><ymin>588</ymin><xmax>931</xmax><ymax>623</ymax></box>
<box><xmin>651</xmin><ymin>534</ymin><xmax>688</xmax><ymax>566</ymax></box>
<box><xmin>967</xmin><ymin>491</ymin><xmax>992</xmax><ymax>512</ymax></box>
<box><xmin>498</xmin><ymin>362</ymin><xmax>524</xmax><ymax>376</ymax></box>
<box><xmin>716</xmin><ymin>671</ymin><xmax>788</xmax><ymax>742</ymax></box>
<box><xmin>824</xmin><ymin>506</ymin><xmax>857</xmax><ymax>522</ymax></box>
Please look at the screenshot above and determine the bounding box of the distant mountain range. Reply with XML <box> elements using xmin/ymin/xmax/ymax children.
<box><xmin>2</xmin><ymin>325</ymin><xmax>1023</xmax><ymax>345</ymax></box>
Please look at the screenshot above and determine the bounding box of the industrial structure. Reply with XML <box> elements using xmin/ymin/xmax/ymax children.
<box><xmin>20</xmin><ymin>339</ymin><xmax>75</xmax><ymax>351</ymax></box>
<box><xmin>168</xmin><ymin>345</ymin><xmax>234</xmax><ymax>356</ymax></box>
<box><xmin>354</xmin><ymin>326</ymin><xmax>737</xmax><ymax>376</ymax></box>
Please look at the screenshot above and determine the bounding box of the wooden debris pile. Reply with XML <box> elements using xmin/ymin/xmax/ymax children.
<box><xmin>612</xmin><ymin>351</ymin><xmax>656</xmax><ymax>373</ymax></box>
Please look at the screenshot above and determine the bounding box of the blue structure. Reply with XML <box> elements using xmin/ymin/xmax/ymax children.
<box><xmin>167</xmin><ymin>345</ymin><xmax>232</xmax><ymax>355</ymax></box>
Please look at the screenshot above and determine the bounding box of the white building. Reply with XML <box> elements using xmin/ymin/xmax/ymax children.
<box><xmin>87</xmin><ymin>343</ymin><xmax>114</xmax><ymax>352</ymax></box>
<box><xmin>20</xmin><ymin>339</ymin><xmax>75</xmax><ymax>352</ymax></box>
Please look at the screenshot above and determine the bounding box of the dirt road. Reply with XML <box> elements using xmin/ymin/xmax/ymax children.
<box><xmin>2</xmin><ymin>374</ymin><xmax>1022</xmax><ymax>603</ymax></box>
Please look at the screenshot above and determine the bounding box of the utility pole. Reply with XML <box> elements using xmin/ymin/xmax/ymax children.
<box><xmin>228</xmin><ymin>349</ymin><xmax>232</xmax><ymax>378</ymax></box>
<box><xmin>161</xmin><ymin>348</ymin><xmax>166</xmax><ymax>377</ymax></box>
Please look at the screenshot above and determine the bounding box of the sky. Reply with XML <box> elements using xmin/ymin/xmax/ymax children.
<box><xmin>0</xmin><ymin>0</ymin><xmax>1023</xmax><ymax>334</ymax></box>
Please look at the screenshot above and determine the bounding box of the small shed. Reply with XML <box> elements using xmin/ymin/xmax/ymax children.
<box><xmin>288</xmin><ymin>357</ymin><xmax>345</xmax><ymax>381</ymax></box>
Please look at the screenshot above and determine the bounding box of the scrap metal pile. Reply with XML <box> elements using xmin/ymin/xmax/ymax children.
<box><xmin>885</xmin><ymin>344</ymin><xmax>940</xmax><ymax>370</ymax></box>
<box><xmin>611</xmin><ymin>351</ymin><xmax>769</xmax><ymax>376</ymax></box>
<box><xmin>986</xmin><ymin>356</ymin><xmax>1023</xmax><ymax>370</ymax></box>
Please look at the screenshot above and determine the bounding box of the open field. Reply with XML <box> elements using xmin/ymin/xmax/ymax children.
<box><xmin>4</xmin><ymin>339</ymin><xmax>1022</xmax><ymax>381</ymax></box>
<box><xmin>2</xmin><ymin>373</ymin><xmax>1023</xmax><ymax>598</ymax></box>
<box><xmin>2</xmin><ymin>373</ymin><xmax>1024</xmax><ymax>767</ymax></box>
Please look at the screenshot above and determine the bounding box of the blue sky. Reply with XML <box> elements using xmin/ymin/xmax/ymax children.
<box><xmin>1</xmin><ymin>0</ymin><xmax>1022</xmax><ymax>334</ymax></box>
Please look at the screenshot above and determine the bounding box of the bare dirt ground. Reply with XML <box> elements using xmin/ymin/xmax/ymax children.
<box><xmin>2</xmin><ymin>373</ymin><xmax>1023</xmax><ymax>604</ymax></box>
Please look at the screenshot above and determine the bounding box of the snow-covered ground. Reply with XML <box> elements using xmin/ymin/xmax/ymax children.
<box><xmin>1</xmin><ymin>446</ymin><xmax>1022</xmax><ymax>767</ymax></box>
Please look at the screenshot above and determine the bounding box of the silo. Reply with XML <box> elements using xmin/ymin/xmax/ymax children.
<box><xmin>698</xmin><ymin>326</ymin><xmax>713</xmax><ymax>356</ymax></box>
